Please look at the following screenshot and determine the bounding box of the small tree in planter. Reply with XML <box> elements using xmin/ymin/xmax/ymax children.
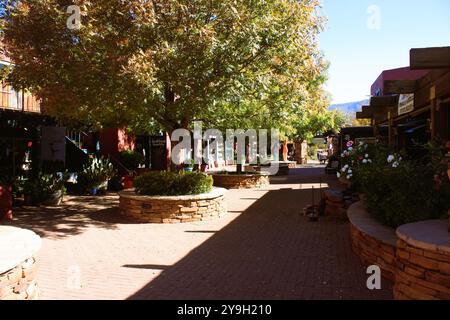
<box><xmin>77</xmin><ymin>157</ymin><xmax>116</xmax><ymax>195</ymax></box>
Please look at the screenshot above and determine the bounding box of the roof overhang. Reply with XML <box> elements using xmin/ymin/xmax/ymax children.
<box><xmin>410</xmin><ymin>46</ymin><xmax>450</xmax><ymax>70</ymax></box>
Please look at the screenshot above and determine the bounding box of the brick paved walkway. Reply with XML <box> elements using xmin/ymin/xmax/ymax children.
<box><xmin>5</xmin><ymin>167</ymin><xmax>393</xmax><ymax>300</ymax></box>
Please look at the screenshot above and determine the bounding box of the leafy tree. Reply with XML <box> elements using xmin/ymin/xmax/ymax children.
<box><xmin>2</xmin><ymin>0</ymin><xmax>328</xmax><ymax>135</ymax></box>
<box><xmin>292</xmin><ymin>91</ymin><xmax>345</xmax><ymax>143</ymax></box>
<box><xmin>352</xmin><ymin>118</ymin><xmax>371</xmax><ymax>127</ymax></box>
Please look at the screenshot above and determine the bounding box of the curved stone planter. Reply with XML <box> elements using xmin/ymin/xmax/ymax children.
<box><xmin>347</xmin><ymin>202</ymin><xmax>397</xmax><ymax>282</ymax></box>
<box><xmin>394</xmin><ymin>220</ymin><xmax>450</xmax><ymax>300</ymax></box>
<box><xmin>119</xmin><ymin>188</ymin><xmax>227</xmax><ymax>223</ymax></box>
<box><xmin>0</xmin><ymin>226</ymin><xmax>41</xmax><ymax>300</ymax></box>
<box><xmin>262</xmin><ymin>161</ymin><xmax>296</xmax><ymax>176</ymax></box>
<box><xmin>211</xmin><ymin>174</ymin><xmax>269</xmax><ymax>189</ymax></box>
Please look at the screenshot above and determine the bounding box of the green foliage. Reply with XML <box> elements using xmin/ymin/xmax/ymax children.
<box><xmin>293</xmin><ymin>109</ymin><xmax>344</xmax><ymax>142</ymax></box>
<box><xmin>119</xmin><ymin>150</ymin><xmax>144</xmax><ymax>171</ymax></box>
<box><xmin>77</xmin><ymin>156</ymin><xmax>116</xmax><ymax>191</ymax></box>
<box><xmin>3</xmin><ymin>0</ymin><xmax>328</xmax><ymax>134</ymax></box>
<box><xmin>134</xmin><ymin>171</ymin><xmax>213</xmax><ymax>196</ymax></box>
<box><xmin>352</xmin><ymin>144</ymin><xmax>450</xmax><ymax>228</ymax></box>
<box><xmin>23</xmin><ymin>172</ymin><xmax>65</xmax><ymax>203</ymax></box>
<box><xmin>308</xmin><ymin>143</ymin><xmax>326</xmax><ymax>160</ymax></box>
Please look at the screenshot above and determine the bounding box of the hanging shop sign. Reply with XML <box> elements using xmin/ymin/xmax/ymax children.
<box><xmin>398</xmin><ymin>94</ymin><xmax>415</xmax><ymax>116</ymax></box>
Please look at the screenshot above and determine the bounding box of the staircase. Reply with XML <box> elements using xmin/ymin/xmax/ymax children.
<box><xmin>65</xmin><ymin>130</ymin><xmax>90</xmax><ymax>172</ymax></box>
<box><xmin>65</xmin><ymin>129</ymin><xmax>133</xmax><ymax>176</ymax></box>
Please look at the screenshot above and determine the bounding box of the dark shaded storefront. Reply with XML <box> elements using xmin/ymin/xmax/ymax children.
<box><xmin>0</xmin><ymin>109</ymin><xmax>56</xmax><ymax>178</ymax></box>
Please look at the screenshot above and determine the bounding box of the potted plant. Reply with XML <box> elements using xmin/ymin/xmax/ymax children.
<box><xmin>122</xmin><ymin>173</ymin><xmax>135</xmax><ymax>189</ymax></box>
<box><xmin>77</xmin><ymin>156</ymin><xmax>116</xmax><ymax>195</ymax></box>
<box><xmin>23</xmin><ymin>173</ymin><xmax>66</xmax><ymax>206</ymax></box>
<box><xmin>41</xmin><ymin>173</ymin><xmax>66</xmax><ymax>206</ymax></box>
<box><xmin>183</xmin><ymin>159</ymin><xmax>195</xmax><ymax>172</ymax></box>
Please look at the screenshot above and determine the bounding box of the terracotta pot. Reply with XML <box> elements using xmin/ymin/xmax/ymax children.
<box><xmin>0</xmin><ymin>185</ymin><xmax>13</xmax><ymax>221</ymax></box>
<box><xmin>123</xmin><ymin>176</ymin><xmax>134</xmax><ymax>189</ymax></box>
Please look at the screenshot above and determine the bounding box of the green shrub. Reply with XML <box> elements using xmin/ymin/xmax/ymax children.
<box><xmin>119</xmin><ymin>150</ymin><xmax>145</xmax><ymax>170</ymax></box>
<box><xmin>133</xmin><ymin>171</ymin><xmax>213</xmax><ymax>196</ymax></box>
<box><xmin>354</xmin><ymin>144</ymin><xmax>449</xmax><ymax>228</ymax></box>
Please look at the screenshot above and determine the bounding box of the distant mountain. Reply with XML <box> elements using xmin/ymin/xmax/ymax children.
<box><xmin>329</xmin><ymin>99</ymin><xmax>369</xmax><ymax>114</ymax></box>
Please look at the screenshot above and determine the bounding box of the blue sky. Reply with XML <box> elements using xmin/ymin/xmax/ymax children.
<box><xmin>319</xmin><ymin>0</ymin><xmax>450</xmax><ymax>104</ymax></box>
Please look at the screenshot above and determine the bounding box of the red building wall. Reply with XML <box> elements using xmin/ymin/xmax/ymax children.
<box><xmin>371</xmin><ymin>67</ymin><xmax>429</xmax><ymax>96</ymax></box>
<box><xmin>99</xmin><ymin>128</ymin><xmax>135</xmax><ymax>160</ymax></box>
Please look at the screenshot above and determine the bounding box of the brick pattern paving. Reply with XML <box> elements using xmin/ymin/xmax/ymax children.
<box><xmin>4</xmin><ymin>167</ymin><xmax>392</xmax><ymax>300</ymax></box>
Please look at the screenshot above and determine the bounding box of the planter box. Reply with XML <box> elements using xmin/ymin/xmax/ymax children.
<box><xmin>0</xmin><ymin>227</ymin><xmax>41</xmax><ymax>300</ymax></box>
<box><xmin>211</xmin><ymin>173</ymin><xmax>269</xmax><ymax>189</ymax></box>
<box><xmin>347</xmin><ymin>202</ymin><xmax>397</xmax><ymax>282</ymax></box>
<box><xmin>119</xmin><ymin>188</ymin><xmax>227</xmax><ymax>223</ymax></box>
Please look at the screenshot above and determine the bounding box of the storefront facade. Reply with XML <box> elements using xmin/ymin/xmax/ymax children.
<box><xmin>357</xmin><ymin>46</ymin><xmax>450</xmax><ymax>156</ymax></box>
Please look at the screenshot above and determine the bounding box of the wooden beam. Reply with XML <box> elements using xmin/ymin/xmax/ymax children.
<box><xmin>370</xmin><ymin>95</ymin><xmax>399</xmax><ymax>108</ymax></box>
<box><xmin>361</xmin><ymin>106</ymin><xmax>372</xmax><ymax>114</ymax></box>
<box><xmin>384</xmin><ymin>80</ymin><xmax>418</xmax><ymax>94</ymax></box>
<box><xmin>410</xmin><ymin>47</ymin><xmax>450</xmax><ymax>70</ymax></box>
<box><xmin>356</xmin><ymin>112</ymin><xmax>372</xmax><ymax>119</ymax></box>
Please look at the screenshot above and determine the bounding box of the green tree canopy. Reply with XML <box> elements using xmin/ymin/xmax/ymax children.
<box><xmin>3</xmin><ymin>0</ymin><xmax>329</xmax><ymax>135</ymax></box>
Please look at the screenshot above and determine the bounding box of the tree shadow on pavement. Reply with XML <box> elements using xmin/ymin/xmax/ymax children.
<box><xmin>4</xmin><ymin>193</ymin><xmax>138</xmax><ymax>239</ymax></box>
<box><xmin>127</xmin><ymin>185</ymin><xmax>393</xmax><ymax>300</ymax></box>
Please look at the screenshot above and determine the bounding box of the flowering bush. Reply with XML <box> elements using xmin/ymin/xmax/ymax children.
<box><xmin>353</xmin><ymin>144</ymin><xmax>449</xmax><ymax>228</ymax></box>
<box><xmin>337</xmin><ymin>141</ymin><xmax>375</xmax><ymax>185</ymax></box>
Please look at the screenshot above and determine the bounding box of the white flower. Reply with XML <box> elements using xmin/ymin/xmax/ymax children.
<box><xmin>348</xmin><ymin>147</ymin><xmax>353</xmax><ymax>151</ymax></box>
<box><xmin>365</xmin><ymin>154</ymin><xmax>369</xmax><ymax>158</ymax></box>
<box><xmin>347</xmin><ymin>174</ymin><xmax>353</xmax><ymax>179</ymax></box>
<box><xmin>341</xmin><ymin>167</ymin><xmax>347</xmax><ymax>172</ymax></box>
<box><xmin>362</xmin><ymin>159</ymin><xmax>368</xmax><ymax>164</ymax></box>
<box><xmin>337</xmin><ymin>172</ymin><xmax>341</xmax><ymax>178</ymax></box>
<box><xmin>348</xmin><ymin>169</ymin><xmax>353</xmax><ymax>174</ymax></box>
<box><xmin>368</xmin><ymin>159</ymin><xmax>373</xmax><ymax>163</ymax></box>
<box><xmin>392</xmin><ymin>162</ymin><xmax>399</xmax><ymax>168</ymax></box>
<box><xmin>387</xmin><ymin>155</ymin><xmax>395</xmax><ymax>163</ymax></box>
